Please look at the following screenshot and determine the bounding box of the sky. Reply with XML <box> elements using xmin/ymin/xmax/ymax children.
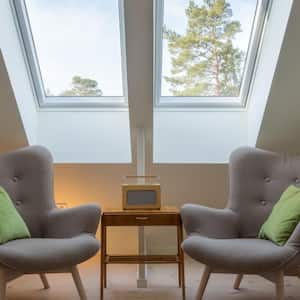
<box><xmin>24</xmin><ymin>0</ymin><xmax>258</xmax><ymax>98</ymax></box>
<box><xmin>25</xmin><ymin>0</ymin><xmax>124</xmax><ymax>97</ymax></box>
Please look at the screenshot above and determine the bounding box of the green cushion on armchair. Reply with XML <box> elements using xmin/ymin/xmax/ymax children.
<box><xmin>259</xmin><ymin>185</ymin><xmax>300</xmax><ymax>246</ymax></box>
<box><xmin>0</xmin><ymin>186</ymin><xmax>30</xmax><ymax>244</ymax></box>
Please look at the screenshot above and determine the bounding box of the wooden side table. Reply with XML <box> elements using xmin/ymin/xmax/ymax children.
<box><xmin>100</xmin><ymin>207</ymin><xmax>185</xmax><ymax>300</ymax></box>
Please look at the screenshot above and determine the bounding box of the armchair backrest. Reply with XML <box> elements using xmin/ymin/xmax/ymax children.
<box><xmin>0</xmin><ymin>146</ymin><xmax>55</xmax><ymax>237</ymax></box>
<box><xmin>228</xmin><ymin>147</ymin><xmax>300</xmax><ymax>238</ymax></box>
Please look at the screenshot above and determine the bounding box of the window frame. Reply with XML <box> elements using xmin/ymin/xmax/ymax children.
<box><xmin>154</xmin><ymin>0</ymin><xmax>271</xmax><ymax>109</ymax></box>
<box><xmin>11</xmin><ymin>0</ymin><xmax>128</xmax><ymax>109</ymax></box>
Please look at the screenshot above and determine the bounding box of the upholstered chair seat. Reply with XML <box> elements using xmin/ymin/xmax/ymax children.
<box><xmin>183</xmin><ymin>235</ymin><xmax>296</xmax><ymax>274</ymax></box>
<box><xmin>0</xmin><ymin>146</ymin><xmax>101</xmax><ymax>300</ymax></box>
<box><xmin>0</xmin><ymin>235</ymin><xmax>99</xmax><ymax>273</ymax></box>
<box><xmin>181</xmin><ymin>147</ymin><xmax>300</xmax><ymax>300</ymax></box>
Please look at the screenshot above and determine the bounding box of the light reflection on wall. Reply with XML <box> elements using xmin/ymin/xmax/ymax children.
<box><xmin>53</xmin><ymin>163</ymin><xmax>139</xmax><ymax>255</ymax></box>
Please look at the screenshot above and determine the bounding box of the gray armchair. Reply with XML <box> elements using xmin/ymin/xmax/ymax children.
<box><xmin>0</xmin><ymin>146</ymin><xmax>101</xmax><ymax>299</ymax></box>
<box><xmin>181</xmin><ymin>147</ymin><xmax>300</xmax><ymax>300</ymax></box>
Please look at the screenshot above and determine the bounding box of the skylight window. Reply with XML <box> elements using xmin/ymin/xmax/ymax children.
<box><xmin>155</xmin><ymin>0</ymin><xmax>270</xmax><ymax>108</ymax></box>
<box><xmin>12</xmin><ymin>0</ymin><xmax>127</xmax><ymax>108</ymax></box>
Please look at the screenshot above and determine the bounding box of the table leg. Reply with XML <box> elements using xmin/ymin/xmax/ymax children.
<box><xmin>137</xmin><ymin>226</ymin><xmax>147</xmax><ymax>288</ymax></box>
<box><xmin>104</xmin><ymin>226</ymin><xmax>107</xmax><ymax>288</ymax></box>
<box><xmin>177</xmin><ymin>225</ymin><xmax>182</xmax><ymax>288</ymax></box>
<box><xmin>178</xmin><ymin>222</ymin><xmax>186</xmax><ymax>300</ymax></box>
<box><xmin>104</xmin><ymin>266</ymin><xmax>107</xmax><ymax>289</ymax></box>
<box><xmin>100</xmin><ymin>221</ymin><xmax>106</xmax><ymax>300</ymax></box>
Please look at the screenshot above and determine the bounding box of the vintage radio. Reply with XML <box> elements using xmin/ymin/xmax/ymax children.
<box><xmin>122</xmin><ymin>176</ymin><xmax>161</xmax><ymax>210</ymax></box>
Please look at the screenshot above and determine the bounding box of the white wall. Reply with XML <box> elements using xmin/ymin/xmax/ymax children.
<box><xmin>154</xmin><ymin>110</ymin><xmax>248</xmax><ymax>163</ymax></box>
<box><xmin>38</xmin><ymin>110</ymin><xmax>132</xmax><ymax>163</ymax></box>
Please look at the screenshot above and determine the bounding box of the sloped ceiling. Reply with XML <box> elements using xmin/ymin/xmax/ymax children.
<box><xmin>124</xmin><ymin>0</ymin><xmax>154</xmax><ymax>164</ymax></box>
<box><xmin>0</xmin><ymin>52</ymin><xmax>27</xmax><ymax>152</ymax></box>
<box><xmin>257</xmin><ymin>0</ymin><xmax>300</xmax><ymax>154</ymax></box>
<box><xmin>125</xmin><ymin>0</ymin><xmax>153</xmax><ymax>131</ymax></box>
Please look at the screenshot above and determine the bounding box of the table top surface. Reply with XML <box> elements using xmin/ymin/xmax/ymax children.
<box><xmin>102</xmin><ymin>206</ymin><xmax>179</xmax><ymax>216</ymax></box>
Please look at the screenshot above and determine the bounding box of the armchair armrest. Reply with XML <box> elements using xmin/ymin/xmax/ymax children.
<box><xmin>287</xmin><ymin>223</ymin><xmax>300</xmax><ymax>248</ymax></box>
<box><xmin>43</xmin><ymin>204</ymin><xmax>101</xmax><ymax>238</ymax></box>
<box><xmin>181</xmin><ymin>204</ymin><xmax>239</xmax><ymax>239</ymax></box>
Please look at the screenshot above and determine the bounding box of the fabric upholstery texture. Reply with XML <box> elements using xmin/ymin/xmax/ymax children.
<box><xmin>0</xmin><ymin>146</ymin><xmax>55</xmax><ymax>237</ymax></box>
<box><xmin>0</xmin><ymin>186</ymin><xmax>30</xmax><ymax>244</ymax></box>
<box><xmin>0</xmin><ymin>235</ymin><xmax>99</xmax><ymax>272</ymax></box>
<box><xmin>182</xmin><ymin>236</ymin><xmax>297</xmax><ymax>274</ymax></box>
<box><xmin>43</xmin><ymin>204</ymin><xmax>101</xmax><ymax>239</ymax></box>
<box><xmin>181</xmin><ymin>147</ymin><xmax>300</xmax><ymax>274</ymax></box>
<box><xmin>0</xmin><ymin>146</ymin><xmax>101</xmax><ymax>273</ymax></box>
<box><xmin>259</xmin><ymin>185</ymin><xmax>300</xmax><ymax>246</ymax></box>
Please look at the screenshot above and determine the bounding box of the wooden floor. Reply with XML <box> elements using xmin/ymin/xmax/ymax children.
<box><xmin>5</xmin><ymin>255</ymin><xmax>300</xmax><ymax>300</ymax></box>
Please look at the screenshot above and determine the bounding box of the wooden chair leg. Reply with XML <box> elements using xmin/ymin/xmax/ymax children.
<box><xmin>71</xmin><ymin>266</ymin><xmax>87</xmax><ymax>300</ymax></box>
<box><xmin>234</xmin><ymin>274</ymin><xmax>243</xmax><ymax>290</ymax></box>
<box><xmin>0</xmin><ymin>269</ymin><xmax>6</xmax><ymax>300</ymax></box>
<box><xmin>196</xmin><ymin>266</ymin><xmax>211</xmax><ymax>300</ymax></box>
<box><xmin>275</xmin><ymin>271</ymin><xmax>284</xmax><ymax>300</ymax></box>
<box><xmin>39</xmin><ymin>274</ymin><xmax>50</xmax><ymax>289</ymax></box>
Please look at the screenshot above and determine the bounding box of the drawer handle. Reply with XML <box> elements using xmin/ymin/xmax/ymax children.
<box><xmin>135</xmin><ymin>217</ymin><xmax>149</xmax><ymax>221</ymax></box>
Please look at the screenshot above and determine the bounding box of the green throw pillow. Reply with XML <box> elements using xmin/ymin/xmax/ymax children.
<box><xmin>0</xmin><ymin>186</ymin><xmax>30</xmax><ymax>244</ymax></box>
<box><xmin>259</xmin><ymin>185</ymin><xmax>300</xmax><ymax>246</ymax></box>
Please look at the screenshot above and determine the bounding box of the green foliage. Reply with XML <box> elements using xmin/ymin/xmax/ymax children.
<box><xmin>60</xmin><ymin>75</ymin><xmax>103</xmax><ymax>97</ymax></box>
<box><xmin>45</xmin><ymin>88</ymin><xmax>53</xmax><ymax>96</ymax></box>
<box><xmin>164</xmin><ymin>0</ymin><xmax>244</xmax><ymax>97</ymax></box>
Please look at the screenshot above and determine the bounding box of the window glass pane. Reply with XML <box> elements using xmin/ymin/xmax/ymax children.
<box><xmin>25</xmin><ymin>0</ymin><xmax>123</xmax><ymax>97</ymax></box>
<box><xmin>161</xmin><ymin>0</ymin><xmax>257</xmax><ymax>97</ymax></box>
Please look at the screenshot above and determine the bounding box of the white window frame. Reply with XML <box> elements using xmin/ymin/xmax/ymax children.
<box><xmin>154</xmin><ymin>0</ymin><xmax>271</xmax><ymax>109</ymax></box>
<box><xmin>11</xmin><ymin>0</ymin><xmax>128</xmax><ymax>109</ymax></box>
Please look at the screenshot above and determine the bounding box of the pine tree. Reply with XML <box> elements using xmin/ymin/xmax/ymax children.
<box><xmin>164</xmin><ymin>0</ymin><xmax>244</xmax><ymax>97</ymax></box>
<box><xmin>60</xmin><ymin>76</ymin><xmax>103</xmax><ymax>97</ymax></box>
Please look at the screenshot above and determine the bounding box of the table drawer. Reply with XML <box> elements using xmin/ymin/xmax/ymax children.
<box><xmin>103</xmin><ymin>213</ymin><xmax>180</xmax><ymax>226</ymax></box>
